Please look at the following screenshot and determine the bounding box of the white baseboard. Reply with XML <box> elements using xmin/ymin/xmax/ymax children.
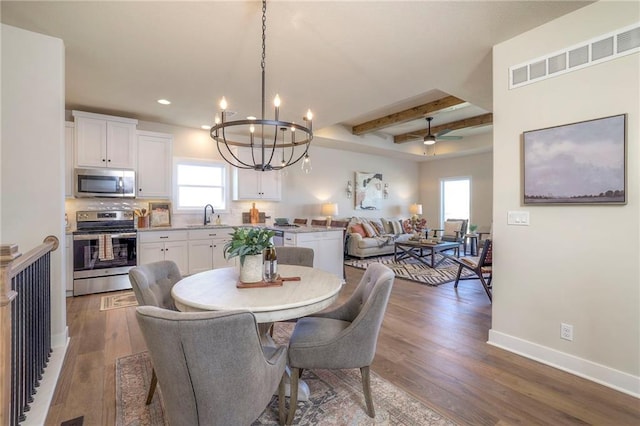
<box><xmin>22</xmin><ymin>336</ymin><xmax>70</xmax><ymax>426</ymax></box>
<box><xmin>488</xmin><ymin>329</ymin><xmax>640</xmax><ymax>398</ymax></box>
<box><xmin>52</xmin><ymin>325</ymin><xmax>69</xmax><ymax>348</ymax></box>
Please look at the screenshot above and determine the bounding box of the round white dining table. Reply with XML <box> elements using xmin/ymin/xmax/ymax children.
<box><xmin>171</xmin><ymin>264</ymin><xmax>344</xmax><ymax>323</ymax></box>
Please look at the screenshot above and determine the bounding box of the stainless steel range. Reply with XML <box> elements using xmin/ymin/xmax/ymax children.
<box><xmin>73</xmin><ymin>210</ymin><xmax>137</xmax><ymax>296</ymax></box>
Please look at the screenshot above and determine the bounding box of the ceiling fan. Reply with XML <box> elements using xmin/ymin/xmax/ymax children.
<box><xmin>421</xmin><ymin>116</ymin><xmax>463</xmax><ymax>145</ymax></box>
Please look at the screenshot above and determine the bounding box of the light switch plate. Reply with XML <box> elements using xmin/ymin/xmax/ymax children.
<box><xmin>507</xmin><ymin>210</ymin><xmax>530</xmax><ymax>225</ymax></box>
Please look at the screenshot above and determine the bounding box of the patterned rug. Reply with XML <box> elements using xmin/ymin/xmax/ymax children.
<box><xmin>115</xmin><ymin>323</ymin><xmax>456</xmax><ymax>426</ymax></box>
<box><xmin>100</xmin><ymin>291</ymin><xmax>138</xmax><ymax>311</ymax></box>
<box><xmin>345</xmin><ymin>254</ymin><xmax>472</xmax><ymax>286</ymax></box>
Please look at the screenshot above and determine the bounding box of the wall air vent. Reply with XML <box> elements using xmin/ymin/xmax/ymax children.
<box><xmin>510</xmin><ymin>22</ymin><xmax>640</xmax><ymax>89</ymax></box>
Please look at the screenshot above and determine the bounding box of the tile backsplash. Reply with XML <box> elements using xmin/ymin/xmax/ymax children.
<box><xmin>65</xmin><ymin>198</ymin><xmax>279</xmax><ymax>230</ymax></box>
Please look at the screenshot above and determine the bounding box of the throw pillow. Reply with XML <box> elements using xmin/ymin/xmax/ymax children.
<box><xmin>361</xmin><ymin>221</ymin><xmax>377</xmax><ymax>238</ymax></box>
<box><xmin>381</xmin><ymin>218</ymin><xmax>394</xmax><ymax>234</ymax></box>
<box><xmin>415</xmin><ymin>218</ymin><xmax>427</xmax><ymax>232</ymax></box>
<box><xmin>369</xmin><ymin>218</ymin><xmax>385</xmax><ymax>235</ymax></box>
<box><xmin>444</xmin><ymin>220</ymin><xmax>462</xmax><ymax>237</ymax></box>
<box><xmin>402</xmin><ymin>219</ymin><xmax>413</xmax><ymax>234</ymax></box>
<box><xmin>350</xmin><ymin>223</ymin><xmax>367</xmax><ymax>237</ymax></box>
<box><xmin>391</xmin><ymin>220</ymin><xmax>403</xmax><ymax>234</ymax></box>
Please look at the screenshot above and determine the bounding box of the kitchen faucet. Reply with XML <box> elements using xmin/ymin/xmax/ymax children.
<box><xmin>204</xmin><ymin>204</ymin><xmax>215</xmax><ymax>225</ymax></box>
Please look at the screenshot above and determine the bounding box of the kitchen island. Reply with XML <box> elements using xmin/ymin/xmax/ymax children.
<box><xmin>270</xmin><ymin>226</ymin><xmax>344</xmax><ymax>277</ymax></box>
<box><xmin>137</xmin><ymin>224</ymin><xmax>344</xmax><ymax>278</ymax></box>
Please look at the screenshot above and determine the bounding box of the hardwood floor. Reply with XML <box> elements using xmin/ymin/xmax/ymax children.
<box><xmin>47</xmin><ymin>266</ymin><xmax>639</xmax><ymax>425</ymax></box>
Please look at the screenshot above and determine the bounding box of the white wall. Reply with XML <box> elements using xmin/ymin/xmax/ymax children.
<box><xmin>419</xmin><ymin>151</ymin><xmax>493</xmax><ymax>230</ymax></box>
<box><xmin>491</xmin><ymin>2</ymin><xmax>639</xmax><ymax>396</ymax></box>
<box><xmin>135</xmin><ymin>119</ymin><xmax>420</xmax><ymax>223</ymax></box>
<box><xmin>1</xmin><ymin>25</ymin><xmax>67</xmax><ymax>346</ymax></box>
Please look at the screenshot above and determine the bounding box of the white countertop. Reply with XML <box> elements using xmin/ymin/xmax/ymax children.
<box><xmin>136</xmin><ymin>224</ymin><xmax>339</xmax><ymax>234</ymax></box>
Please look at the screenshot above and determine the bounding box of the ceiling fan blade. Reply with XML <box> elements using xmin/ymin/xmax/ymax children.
<box><xmin>435</xmin><ymin>129</ymin><xmax>453</xmax><ymax>137</ymax></box>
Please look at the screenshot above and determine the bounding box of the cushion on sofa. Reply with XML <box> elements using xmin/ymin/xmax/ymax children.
<box><xmin>368</xmin><ymin>218</ymin><xmax>385</xmax><ymax>235</ymax></box>
<box><xmin>361</xmin><ymin>221</ymin><xmax>378</xmax><ymax>237</ymax></box>
<box><xmin>356</xmin><ymin>237</ymin><xmax>390</xmax><ymax>249</ymax></box>
<box><xmin>350</xmin><ymin>223</ymin><xmax>367</xmax><ymax>237</ymax></box>
<box><xmin>391</xmin><ymin>220</ymin><xmax>403</xmax><ymax>234</ymax></box>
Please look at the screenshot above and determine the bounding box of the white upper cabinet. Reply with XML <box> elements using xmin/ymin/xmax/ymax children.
<box><xmin>232</xmin><ymin>148</ymin><xmax>281</xmax><ymax>201</ymax></box>
<box><xmin>136</xmin><ymin>130</ymin><xmax>173</xmax><ymax>198</ymax></box>
<box><xmin>73</xmin><ymin>110</ymin><xmax>138</xmax><ymax>169</ymax></box>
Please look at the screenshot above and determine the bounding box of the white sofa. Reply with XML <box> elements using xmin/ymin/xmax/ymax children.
<box><xmin>346</xmin><ymin>217</ymin><xmax>415</xmax><ymax>258</ymax></box>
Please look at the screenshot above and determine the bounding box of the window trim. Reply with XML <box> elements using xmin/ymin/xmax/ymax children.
<box><xmin>172</xmin><ymin>157</ymin><xmax>230</xmax><ymax>214</ymax></box>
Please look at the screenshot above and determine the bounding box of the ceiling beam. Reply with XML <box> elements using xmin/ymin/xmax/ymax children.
<box><xmin>351</xmin><ymin>96</ymin><xmax>467</xmax><ymax>135</ymax></box>
<box><xmin>394</xmin><ymin>113</ymin><xmax>494</xmax><ymax>144</ymax></box>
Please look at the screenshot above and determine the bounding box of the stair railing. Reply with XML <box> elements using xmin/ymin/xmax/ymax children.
<box><xmin>0</xmin><ymin>236</ymin><xmax>59</xmax><ymax>426</ymax></box>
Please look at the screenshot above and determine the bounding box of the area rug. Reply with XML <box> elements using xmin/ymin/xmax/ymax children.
<box><xmin>345</xmin><ymin>254</ymin><xmax>472</xmax><ymax>286</ymax></box>
<box><xmin>116</xmin><ymin>323</ymin><xmax>456</xmax><ymax>426</ymax></box>
<box><xmin>100</xmin><ymin>291</ymin><xmax>138</xmax><ymax>311</ymax></box>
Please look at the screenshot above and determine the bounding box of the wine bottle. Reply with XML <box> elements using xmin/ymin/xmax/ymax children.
<box><xmin>263</xmin><ymin>245</ymin><xmax>278</xmax><ymax>282</ymax></box>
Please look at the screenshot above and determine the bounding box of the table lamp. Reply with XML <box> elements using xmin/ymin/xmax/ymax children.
<box><xmin>409</xmin><ymin>203</ymin><xmax>422</xmax><ymax>221</ymax></box>
<box><xmin>321</xmin><ymin>202</ymin><xmax>339</xmax><ymax>226</ymax></box>
<box><xmin>409</xmin><ymin>203</ymin><xmax>423</xmax><ymax>235</ymax></box>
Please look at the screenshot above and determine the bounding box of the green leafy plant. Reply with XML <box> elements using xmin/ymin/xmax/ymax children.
<box><xmin>223</xmin><ymin>227</ymin><xmax>275</xmax><ymax>265</ymax></box>
<box><xmin>469</xmin><ymin>224</ymin><xmax>478</xmax><ymax>233</ymax></box>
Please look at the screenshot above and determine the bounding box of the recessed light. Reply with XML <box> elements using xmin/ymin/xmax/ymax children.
<box><xmin>157</xmin><ymin>99</ymin><xmax>171</xmax><ymax>105</ymax></box>
<box><xmin>201</xmin><ymin>125</ymin><xmax>211</xmax><ymax>130</ymax></box>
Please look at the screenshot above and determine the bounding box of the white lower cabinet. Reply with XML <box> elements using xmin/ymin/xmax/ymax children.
<box><xmin>283</xmin><ymin>230</ymin><xmax>343</xmax><ymax>277</ymax></box>
<box><xmin>187</xmin><ymin>228</ymin><xmax>233</xmax><ymax>275</ymax></box>
<box><xmin>138</xmin><ymin>230</ymin><xmax>189</xmax><ymax>276</ymax></box>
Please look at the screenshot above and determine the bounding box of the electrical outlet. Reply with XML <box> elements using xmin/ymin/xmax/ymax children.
<box><xmin>561</xmin><ymin>323</ymin><xmax>573</xmax><ymax>341</ymax></box>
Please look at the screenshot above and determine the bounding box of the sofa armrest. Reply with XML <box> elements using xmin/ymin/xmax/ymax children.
<box><xmin>347</xmin><ymin>232</ymin><xmax>363</xmax><ymax>252</ymax></box>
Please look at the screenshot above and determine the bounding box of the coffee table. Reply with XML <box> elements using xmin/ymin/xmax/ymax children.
<box><xmin>394</xmin><ymin>240</ymin><xmax>460</xmax><ymax>268</ymax></box>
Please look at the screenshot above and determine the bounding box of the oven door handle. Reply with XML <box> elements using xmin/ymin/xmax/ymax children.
<box><xmin>73</xmin><ymin>232</ymin><xmax>137</xmax><ymax>241</ymax></box>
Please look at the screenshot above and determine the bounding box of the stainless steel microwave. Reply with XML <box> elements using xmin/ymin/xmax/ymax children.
<box><xmin>74</xmin><ymin>168</ymin><xmax>136</xmax><ymax>198</ymax></box>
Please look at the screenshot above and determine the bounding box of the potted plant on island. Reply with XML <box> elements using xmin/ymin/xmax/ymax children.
<box><xmin>223</xmin><ymin>227</ymin><xmax>275</xmax><ymax>283</ymax></box>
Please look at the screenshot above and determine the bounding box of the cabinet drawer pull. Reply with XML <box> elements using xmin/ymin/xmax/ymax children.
<box><xmin>160</xmin><ymin>236</ymin><xmax>169</xmax><ymax>239</ymax></box>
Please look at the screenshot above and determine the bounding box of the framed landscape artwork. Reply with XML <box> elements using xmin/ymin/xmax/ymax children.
<box><xmin>522</xmin><ymin>114</ymin><xmax>626</xmax><ymax>205</ymax></box>
<box><xmin>355</xmin><ymin>171</ymin><xmax>383</xmax><ymax>210</ymax></box>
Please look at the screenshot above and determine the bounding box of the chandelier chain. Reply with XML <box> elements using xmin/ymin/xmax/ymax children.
<box><xmin>261</xmin><ymin>0</ymin><xmax>266</xmax><ymax>72</ymax></box>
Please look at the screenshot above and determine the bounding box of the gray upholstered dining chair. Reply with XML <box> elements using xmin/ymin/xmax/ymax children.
<box><xmin>128</xmin><ymin>260</ymin><xmax>182</xmax><ymax>403</ymax></box>
<box><xmin>285</xmin><ymin>263</ymin><xmax>395</xmax><ymax>424</ymax></box>
<box><xmin>136</xmin><ymin>306</ymin><xmax>288</xmax><ymax>425</ymax></box>
<box><xmin>129</xmin><ymin>260</ymin><xmax>181</xmax><ymax>311</ymax></box>
<box><xmin>268</xmin><ymin>247</ymin><xmax>314</xmax><ymax>336</ymax></box>
<box><xmin>276</xmin><ymin>246</ymin><xmax>314</xmax><ymax>267</ymax></box>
